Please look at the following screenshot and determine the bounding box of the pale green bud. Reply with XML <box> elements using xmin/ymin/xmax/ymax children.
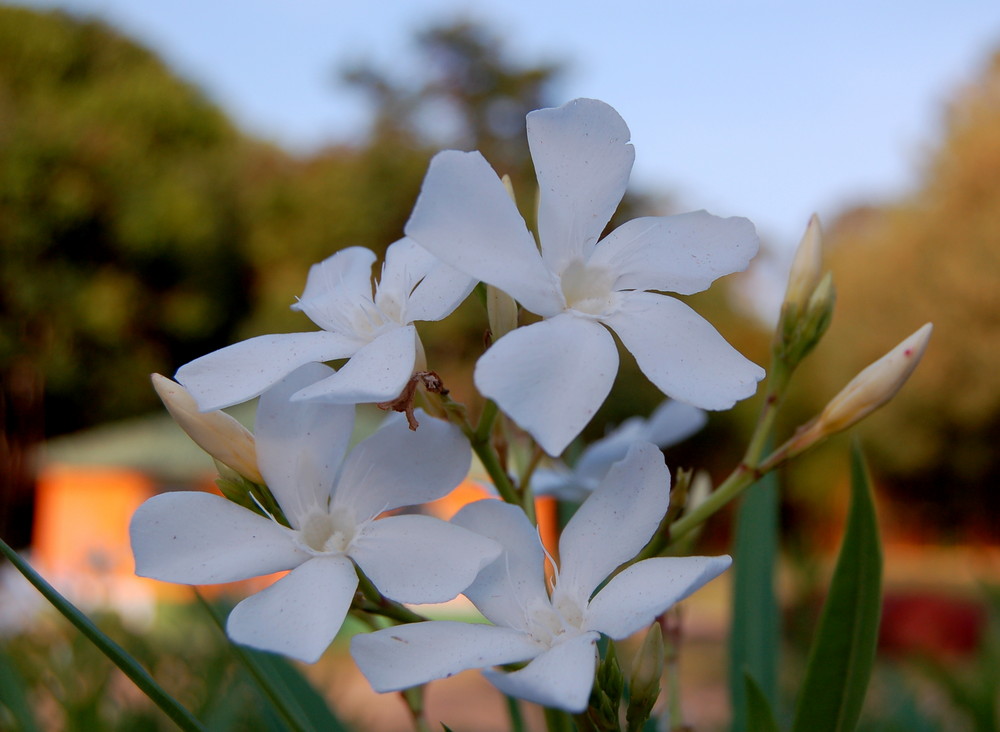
<box><xmin>783</xmin><ymin>214</ymin><xmax>824</xmax><ymax>311</ymax></box>
<box><xmin>626</xmin><ymin>622</ymin><xmax>664</xmax><ymax>732</ymax></box>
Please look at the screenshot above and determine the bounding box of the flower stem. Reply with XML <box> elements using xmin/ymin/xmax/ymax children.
<box><xmin>355</xmin><ymin>566</ymin><xmax>428</xmax><ymax>624</ymax></box>
<box><xmin>0</xmin><ymin>537</ymin><xmax>206</xmax><ymax>732</ymax></box>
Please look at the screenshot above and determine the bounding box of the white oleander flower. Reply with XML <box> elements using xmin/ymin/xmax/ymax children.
<box><xmin>130</xmin><ymin>363</ymin><xmax>498</xmax><ymax>663</ymax></box>
<box><xmin>351</xmin><ymin>442</ymin><xmax>730</xmax><ymax>711</ymax></box>
<box><xmin>532</xmin><ymin>399</ymin><xmax>707</xmax><ymax>501</ymax></box>
<box><xmin>175</xmin><ymin>238</ymin><xmax>474</xmax><ymax>411</ymax></box>
<box><xmin>405</xmin><ymin>98</ymin><xmax>765</xmax><ymax>455</ymax></box>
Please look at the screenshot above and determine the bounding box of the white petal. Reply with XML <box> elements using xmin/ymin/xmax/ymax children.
<box><xmin>405</xmin><ymin>257</ymin><xmax>477</xmax><ymax>323</ymax></box>
<box><xmin>589</xmin><ymin>211</ymin><xmax>759</xmax><ymax>295</ymax></box>
<box><xmin>351</xmin><ymin>515</ymin><xmax>501</xmax><ymax>604</ymax></box>
<box><xmin>585</xmin><ymin>555</ymin><xmax>732</xmax><ymax>639</ymax></box>
<box><xmin>292</xmin><ymin>247</ymin><xmax>377</xmax><ymax>332</ymax></box>
<box><xmin>405</xmin><ymin>150</ymin><xmax>563</xmax><ymax>316</ymax></box>
<box><xmin>557</xmin><ymin>443</ymin><xmax>670</xmax><ymax>605</ymax></box>
<box><xmin>602</xmin><ymin>291</ymin><xmax>765</xmax><ymax>410</ymax></box>
<box><xmin>528</xmin><ymin>99</ymin><xmax>635</xmax><ymax>274</ymax></box>
<box><xmin>378</xmin><ymin>238</ymin><xmax>476</xmax><ymax>323</ymax></box>
<box><xmin>475</xmin><ymin>314</ymin><xmax>619</xmax><ymax>456</ymax></box>
<box><xmin>291</xmin><ymin>325</ymin><xmax>417</xmax><ymax>404</ymax></box>
<box><xmin>176</xmin><ymin>332</ymin><xmax>362</xmax><ymax>411</ymax></box>
<box><xmin>452</xmin><ymin>500</ymin><xmax>549</xmax><ymax>631</ymax></box>
<box><xmin>255</xmin><ymin>364</ymin><xmax>355</xmax><ymax>528</ymax></box>
<box><xmin>226</xmin><ymin>554</ymin><xmax>357</xmax><ymax>663</ymax></box>
<box><xmin>332</xmin><ymin>410</ymin><xmax>470</xmax><ymax>518</ymax></box>
<box><xmin>483</xmin><ymin>632</ymin><xmax>600</xmax><ymax>713</ymax></box>
<box><xmin>377</xmin><ymin>238</ymin><xmax>435</xmax><ymax>306</ymax></box>
<box><xmin>575</xmin><ymin>400</ymin><xmax>707</xmax><ymax>479</ymax></box>
<box><xmin>130</xmin><ymin>492</ymin><xmax>306</xmax><ymax>584</ymax></box>
<box><xmin>351</xmin><ymin>621</ymin><xmax>542</xmax><ymax>692</ymax></box>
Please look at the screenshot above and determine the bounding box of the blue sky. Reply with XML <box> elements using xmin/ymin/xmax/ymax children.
<box><xmin>16</xmin><ymin>1</ymin><xmax>1000</xmax><ymax>254</ymax></box>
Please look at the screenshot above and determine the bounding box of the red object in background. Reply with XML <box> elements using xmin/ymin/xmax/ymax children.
<box><xmin>879</xmin><ymin>592</ymin><xmax>987</xmax><ymax>660</ymax></box>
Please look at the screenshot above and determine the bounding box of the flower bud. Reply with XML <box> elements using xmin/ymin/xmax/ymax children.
<box><xmin>151</xmin><ymin>373</ymin><xmax>264</xmax><ymax>484</ymax></box>
<box><xmin>486</xmin><ymin>285</ymin><xmax>519</xmax><ymax>341</ymax></box>
<box><xmin>817</xmin><ymin>323</ymin><xmax>932</xmax><ymax>433</ymax></box>
<box><xmin>783</xmin><ymin>214</ymin><xmax>824</xmax><ymax>311</ymax></box>
<box><xmin>789</xmin><ymin>323</ymin><xmax>932</xmax><ymax>454</ymax></box>
<box><xmin>627</xmin><ymin>622</ymin><xmax>664</xmax><ymax>730</ymax></box>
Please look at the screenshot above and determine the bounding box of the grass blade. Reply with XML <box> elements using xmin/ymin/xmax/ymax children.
<box><xmin>0</xmin><ymin>536</ymin><xmax>205</xmax><ymax>732</ymax></box>
<box><xmin>791</xmin><ymin>442</ymin><xmax>883</xmax><ymax>732</ymax></box>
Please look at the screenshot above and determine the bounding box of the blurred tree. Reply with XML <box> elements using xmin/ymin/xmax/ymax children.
<box><xmin>0</xmin><ymin>7</ymin><xmax>250</xmax><ymax>543</ymax></box>
<box><xmin>792</xmin><ymin>50</ymin><xmax>1000</xmax><ymax>537</ymax></box>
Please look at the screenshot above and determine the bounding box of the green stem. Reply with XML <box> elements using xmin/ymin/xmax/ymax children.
<box><xmin>355</xmin><ymin>566</ymin><xmax>428</xmax><ymax>624</ymax></box>
<box><xmin>505</xmin><ymin>695</ymin><xmax>527</xmax><ymax>732</ymax></box>
<box><xmin>193</xmin><ymin>591</ymin><xmax>311</xmax><ymax>732</ymax></box>
<box><xmin>0</xmin><ymin>537</ymin><xmax>206</xmax><ymax>732</ymax></box>
<box><xmin>469</xmin><ymin>399</ymin><xmax>519</xmax><ymax>505</ymax></box>
<box><xmin>543</xmin><ymin>706</ymin><xmax>575</xmax><ymax>732</ymax></box>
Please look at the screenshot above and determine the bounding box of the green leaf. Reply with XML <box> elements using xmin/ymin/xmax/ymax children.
<box><xmin>729</xmin><ymin>470</ymin><xmax>780</xmax><ymax>732</ymax></box>
<box><xmin>0</xmin><ymin>536</ymin><xmax>205</xmax><ymax>732</ymax></box>
<box><xmin>0</xmin><ymin>648</ymin><xmax>41</xmax><ymax>732</ymax></box>
<box><xmin>744</xmin><ymin>671</ymin><xmax>781</xmax><ymax>732</ymax></box>
<box><xmin>791</xmin><ymin>442</ymin><xmax>883</xmax><ymax>732</ymax></box>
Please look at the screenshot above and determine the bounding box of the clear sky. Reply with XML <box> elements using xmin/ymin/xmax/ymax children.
<box><xmin>16</xmin><ymin>1</ymin><xmax>1000</xmax><ymax>253</ymax></box>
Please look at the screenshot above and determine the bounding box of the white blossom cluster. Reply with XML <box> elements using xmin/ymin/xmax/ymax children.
<box><xmin>130</xmin><ymin>99</ymin><xmax>763</xmax><ymax>712</ymax></box>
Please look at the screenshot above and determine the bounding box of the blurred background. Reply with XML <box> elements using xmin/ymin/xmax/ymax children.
<box><xmin>1</xmin><ymin>2</ymin><xmax>999</xmax><ymax>730</ymax></box>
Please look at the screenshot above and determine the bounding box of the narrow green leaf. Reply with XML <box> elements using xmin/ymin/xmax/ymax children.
<box><xmin>0</xmin><ymin>648</ymin><xmax>41</xmax><ymax>732</ymax></box>
<box><xmin>729</xmin><ymin>470</ymin><xmax>780</xmax><ymax>732</ymax></box>
<box><xmin>791</xmin><ymin>442</ymin><xmax>883</xmax><ymax>732</ymax></box>
<box><xmin>744</xmin><ymin>671</ymin><xmax>781</xmax><ymax>732</ymax></box>
<box><xmin>0</xmin><ymin>536</ymin><xmax>206</xmax><ymax>732</ymax></box>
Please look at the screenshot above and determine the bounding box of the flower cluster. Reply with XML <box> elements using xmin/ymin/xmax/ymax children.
<box><xmin>131</xmin><ymin>98</ymin><xmax>762</xmax><ymax>714</ymax></box>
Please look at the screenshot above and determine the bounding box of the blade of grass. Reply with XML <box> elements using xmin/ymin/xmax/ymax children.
<box><xmin>744</xmin><ymin>670</ymin><xmax>781</xmax><ymax>732</ymax></box>
<box><xmin>0</xmin><ymin>536</ymin><xmax>205</xmax><ymax>732</ymax></box>
<box><xmin>790</xmin><ymin>442</ymin><xmax>883</xmax><ymax>732</ymax></box>
<box><xmin>729</xmin><ymin>470</ymin><xmax>780</xmax><ymax>732</ymax></box>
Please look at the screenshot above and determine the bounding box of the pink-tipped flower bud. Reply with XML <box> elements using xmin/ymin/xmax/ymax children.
<box><xmin>817</xmin><ymin>323</ymin><xmax>932</xmax><ymax>434</ymax></box>
<box><xmin>151</xmin><ymin>373</ymin><xmax>264</xmax><ymax>484</ymax></box>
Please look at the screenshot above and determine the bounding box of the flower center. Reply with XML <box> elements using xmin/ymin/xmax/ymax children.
<box><xmin>526</xmin><ymin>590</ymin><xmax>586</xmax><ymax>646</ymax></box>
<box><xmin>298</xmin><ymin>508</ymin><xmax>357</xmax><ymax>555</ymax></box>
<box><xmin>560</xmin><ymin>259</ymin><xmax>616</xmax><ymax>316</ymax></box>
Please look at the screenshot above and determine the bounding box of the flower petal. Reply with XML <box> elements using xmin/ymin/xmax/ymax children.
<box><xmin>602</xmin><ymin>291</ymin><xmax>765</xmax><ymax>410</ymax></box>
<box><xmin>483</xmin><ymin>632</ymin><xmax>600</xmax><ymax>712</ymax></box>
<box><xmin>575</xmin><ymin>400</ymin><xmax>707</xmax><ymax>479</ymax></box>
<box><xmin>351</xmin><ymin>621</ymin><xmax>542</xmax><ymax>693</ymax></box>
<box><xmin>378</xmin><ymin>238</ymin><xmax>475</xmax><ymax>323</ymax></box>
<box><xmin>452</xmin><ymin>499</ymin><xmax>549</xmax><ymax>631</ymax></box>
<box><xmin>175</xmin><ymin>331</ymin><xmax>363</xmax><ymax>411</ymax></box>
<box><xmin>130</xmin><ymin>492</ymin><xmax>306</xmax><ymax>584</ymax></box>
<box><xmin>556</xmin><ymin>443</ymin><xmax>670</xmax><ymax>605</ymax></box>
<box><xmin>332</xmin><ymin>410</ymin><xmax>470</xmax><ymax>518</ymax></box>
<box><xmin>405</xmin><ymin>150</ymin><xmax>563</xmax><ymax>316</ymax></box>
<box><xmin>292</xmin><ymin>247</ymin><xmax>377</xmax><ymax>332</ymax></box>
<box><xmin>585</xmin><ymin>555</ymin><xmax>732</xmax><ymax>639</ymax></box>
<box><xmin>352</xmin><ymin>515</ymin><xmax>501</xmax><ymax>604</ymax></box>
<box><xmin>291</xmin><ymin>325</ymin><xmax>417</xmax><ymax>404</ymax></box>
<box><xmin>528</xmin><ymin>99</ymin><xmax>635</xmax><ymax>274</ymax></box>
<box><xmin>226</xmin><ymin>554</ymin><xmax>357</xmax><ymax>663</ymax></box>
<box><xmin>590</xmin><ymin>211</ymin><xmax>759</xmax><ymax>295</ymax></box>
<box><xmin>255</xmin><ymin>363</ymin><xmax>356</xmax><ymax>528</ymax></box>
<box><xmin>475</xmin><ymin>314</ymin><xmax>619</xmax><ymax>456</ymax></box>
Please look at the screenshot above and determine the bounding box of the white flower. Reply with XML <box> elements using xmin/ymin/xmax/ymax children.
<box><xmin>405</xmin><ymin>98</ymin><xmax>765</xmax><ymax>455</ymax></box>
<box><xmin>351</xmin><ymin>442</ymin><xmax>731</xmax><ymax>712</ymax></box>
<box><xmin>175</xmin><ymin>238</ymin><xmax>474</xmax><ymax>411</ymax></box>
<box><xmin>130</xmin><ymin>363</ymin><xmax>499</xmax><ymax>663</ymax></box>
<box><xmin>533</xmin><ymin>400</ymin><xmax>707</xmax><ymax>501</ymax></box>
